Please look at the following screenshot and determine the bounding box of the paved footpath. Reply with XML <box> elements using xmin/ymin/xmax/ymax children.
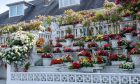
<box><xmin>0</xmin><ymin>80</ymin><xmax>6</xmax><ymax>84</ymax></box>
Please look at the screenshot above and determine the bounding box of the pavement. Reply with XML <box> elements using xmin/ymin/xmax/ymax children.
<box><xmin>0</xmin><ymin>80</ymin><xmax>6</xmax><ymax>84</ymax></box>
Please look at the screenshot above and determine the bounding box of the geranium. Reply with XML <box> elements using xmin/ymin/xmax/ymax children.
<box><xmin>69</xmin><ymin>62</ymin><xmax>81</xmax><ymax>69</ymax></box>
<box><xmin>117</xmin><ymin>39</ymin><xmax>128</xmax><ymax>47</ymax></box>
<box><xmin>96</xmin><ymin>50</ymin><xmax>109</xmax><ymax>56</ymax></box>
<box><xmin>109</xmin><ymin>53</ymin><xmax>127</xmax><ymax>61</ymax></box>
<box><xmin>1</xmin><ymin>44</ymin><xmax>8</xmax><ymax>48</ymax></box>
<box><xmin>78</xmin><ymin>50</ymin><xmax>91</xmax><ymax>57</ymax></box>
<box><xmin>103</xmin><ymin>43</ymin><xmax>112</xmax><ymax>50</ymax></box>
<box><xmin>119</xmin><ymin>62</ymin><xmax>135</xmax><ymax>70</ymax></box>
<box><xmin>109</xmin><ymin>34</ymin><xmax>121</xmax><ymax>40</ymax></box>
<box><xmin>80</xmin><ymin>57</ymin><xmax>93</xmax><ymax>67</ymax></box>
<box><xmin>54</xmin><ymin>43</ymin><xmax>62</xmax><ymax>47</ymax></box>
<box><xmin>65</xmin><ymin>34</ymin><xmax>74</xmax><ymax>39</ymax></box>
<box><xmin>62</xmin><ymin>54</ymin><xmax>73</xmax><ymax>62</ymax></box>
<box><xmin>121</xmin><ymin>27</ymin><xmax>134</xmax><ymax>34</ymax></box>
<box><xmin>64</xmin><ymin>48</ymin><xmax>73</xmax><ymax>52</ymax></box>
<box><xmin>130</xmin><ymin>48</ymin><xmax>140</xmax><ymax>54</ymax></box>
<box><xmin>53</xmin><ymin>48</ymin><xmax>61</xmax><ymax>53</ymax></box>
<box><xmin>87</xmin><ymin>42</ymin><xmax>98</xmax><ymax>48</ymax></box>
<box><xmin>93</xmin><ymin>56</ymin><xmax>106</xmax><ymax>64</ymax></box>
<box><xmin>51</xmin><ymin>59</ymin><xmax>63</xmax><ymax>65</ymax></box>
<box><xmin>103</xmin><ymin>34</ymin><xmax>109</xmax><ymax>41</ymax></box>
<box><xmin>41</xmin><ymin>53</ymin><xmax>53</xmax><ymax>58</ymax></box>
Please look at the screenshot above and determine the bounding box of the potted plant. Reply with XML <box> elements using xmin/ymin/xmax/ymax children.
<box><xmin>103</xmin><ymin>43</ymin><xmax>112</xmax><ymax>52</ymax></box>
<box><xmin>69</xmin><ymin>62</ymin><xmax>81</xmax><ymax>70</ymax></box>
<box><xmin>130</xmin><ymin>48</ymin><xmax>140</xmax><ymax>65</ymax></box>
<box><xmin>51</xmin><ymin>58</ymin><xmax>63</xmax><ymax>66</ymax></box>
<box><xmin>73</xmin><ymin>42</ymin><xmax>80</xmax><ymax>51</ymax></box>
<box><xmin>78</xmin><ymin>50</ymin><xmax>91</xmax><ymax>59</ymax></box>
<box><xmin>109</xmin><ymin>53</ymin><xmax>127</xmax><ymax>66</ymax></box>
<box><xmin>53</xmin><ymin>48</ymin><xmax>62</xmax><ymax>59</ymax></box>
<box><xmin>62</xmin><ymin>54</ymin><xmax>73</xmax><ymax>66</ymax></box>
<box><xmin>84</xmin><ymin>37</ymin><xmax>92</xmax><ymax>49</ymax></box>
<box><xmin>121</xmin><ymin>27</ymin><xmax>133</xmax><ymax>41</ymax></box>
<box><xmin>65</xmin><ymin>27</ymin><xmax>74</xmax><ymax>46</ymax></box>
<box><xmin>96</xmin><ymin>35</ymin><xmax>106</xmax><ymax>47</ymax></box>
<box><xmin>109</xmin><ymin>34</ymin><xmax>120</xmax><ymax>48</ymax></box>
<box><xmin>117</xmin><ymin>39</ymin><xmax>129</xmax><ymax>48</ymax></box>
<box><xmin>54</xmin><ymin>42</ymin><xmax>63</xmax><ymax>50</ymax></box>
<box><xmin>42</xmin><ymin>53</ymin><xmax>53</xmax><ymax>66</ymax></box>
<box><xmin>96</xmin><ymin>50</ymin><xmax>109</xmax><ymax>63</ymax></box>
<box><xmin>63</xmin><ymin>47</ymin><xmax>73</xmax><ymax>52</ymax></box>
<box><xmin>119</xmin><ymin>62</ymin><xmax>135</xmax><ymax>73</ymax></box>
<box><xmin>92</xmin><ymin>55</ymin><xmax>106</xmax><ymax>67</ymax></box>
<box><xmin>87</xmin><ymin>42</ymin><xmax>98</xmax><ymax>50</ymax></box>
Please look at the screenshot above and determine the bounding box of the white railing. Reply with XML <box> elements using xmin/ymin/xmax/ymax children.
<box><xmin>8</xmin><ymin>72</ymin><xmax>140</xmax><ymax>84</ymax></box>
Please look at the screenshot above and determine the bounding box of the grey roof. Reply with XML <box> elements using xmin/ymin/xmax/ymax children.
<box><xmin>0</xmin><ymin>0</ymin><xmax>114</xmax><ymax>25</ymax></box>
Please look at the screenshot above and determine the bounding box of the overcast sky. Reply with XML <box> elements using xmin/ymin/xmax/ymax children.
<box><xmin>0</xmin><ymin>0</ymin><xmax>32</xmax><ymax>14</ymax></box>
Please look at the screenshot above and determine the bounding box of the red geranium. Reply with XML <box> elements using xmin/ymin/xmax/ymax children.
<box><xmin>42</xmin><ymin>53</ymin><xmax>53</xmax><ymax>58</ymax></box>
<box><xmin>97</xmin><ymin>56</ymin><xmax>103</xmax><ymax>64</ymax></box>
<box><xmin>64</xmin><ymin>48</ymin><xmax>73</xmax><ymax>52</ymax></box>
<box><xmin>109</xmin><ymin>34</ymin><xmax>121</xmax><ymax>40</ymax></box>
<box><xmin>96</xmin><ymin>50</ymin><xmax>109</xmax><ymax>56</ymax></box>
<box><xmin>130</xmin><ymin>48</ymin><xmax>140</xmax><ymax>54</ymax></box>
<box><xmin>103</xmin><ymin>43</ymin><xmax>112</xmax><ymax>50</ymax></box>
<box><xmin>51</xmin><ymin>59</ymin><xmax>63</xmax><ymax>65</ymax></box>
<box><xmin>65</xmin><ymin>34</ymin><xmax>74</xmax><ymax>39</ymax></box>
<box><xmin>54</xmin><ymin>43</ymin><xmax>62</xmax><ymax>47</ymax></box>
<box><xmin>103</xmin><ymin>34</ymin><xmax>109</xmax><ymax>41</ymax></box>
<box><xmin>53</xmin><ymin>48</ymin><xmax>61</xmax><ymax>53</ymax></box>
<box><xmin>71</xmin><ymin>62</ymin><xmax>81</xmax><ymax>69</ymax></box>
<box><xmin>78</xmin><ymin>50</ymin><xmax>91</xmax><ymax>57</ymax></box>
<box><xmin>1</xmin><ymin>44</ymin><xmax>8</xmax><ymax>48</ymax></box>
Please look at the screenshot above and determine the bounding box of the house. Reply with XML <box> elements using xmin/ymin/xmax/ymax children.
<box><xmin>0</xmin><ymin>0</ymin><xmax>114</xmax><ymax>25</ymax></box>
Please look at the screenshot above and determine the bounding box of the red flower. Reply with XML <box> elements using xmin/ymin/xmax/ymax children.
<box><xmin>64</xmin><ymin>48</ymin><xmax>73</xmax><ymax>52</ymax></box>
<box><xmin>53</xmin><ymin>48</ymin><xmax>61</xmax><ymax>53</ymax></box>
<box><xmin>109</xmin><ymin>34</ymin><xmax>121</xmax><ymax>40</ymax></box>
<box><xmin>109</xmin><ymin>53</ymin><xmax>118</xmax><ymax>61</ymax></box>
<box><xmin>78</xmin><ymin>50</ymin><xmax>91</xmax><ymax>57</ymax></box>
<box><xmin>54</xmin><ymin>43</ymin><xmax>62</xmax><ymax>47</ymax></box>
<box><xmin>71</xmin><ymin>62</ymin><xmax>81</xmax><ymax>69</ymax></box>
<box><xmin>96</xmin><ymin>50</ymin><xmax>109</xmax><ymax>56</ymax></box>
<box><xmin>65</xmin><ymin>34</ymin><xmax>74</xmax><ymax>39</ymax></box>
<box><xmin>42</xmin><ymin>53</ymin><xmax>53</xmax><ymax>58</ymax></box>
<box><xmin>130</xmin><ymin>48</ymin><xmax>139</xmax><ymax>54</ymax></box>
<box><xmin>51</xmin><ymin>59</ymin><xmax>63</xmax><ymax>65</ymax></box>
<box><xmin>103</xmin><ymin>34</ymin><xmax>109</xmax><ymax>41</ymax></box>
<box><xmin>103</xmin><ymin>43</ymin><xmax>112</xmax><ymax>50</ymax></box>
<box><xmin>1</xmin><ymin>44</ymin><xmax>8</xmax><ymax>48</ymax></box>
<box><xmin>97</xmin><ymin>56</ymin><xmax>103</xmax><ymax>64</ymax></box>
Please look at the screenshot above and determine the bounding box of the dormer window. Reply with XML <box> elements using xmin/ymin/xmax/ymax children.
<box><xmin>9</xmin><ymin>4</ymin><xmax>24</xmax><ymax>17</ymax></box>
<box><xmin>7</xmin><ymin>1</ymin><xmax>34</xmax><ymax>18</ymax></box>
<box><xmin>59</xmin><ymin>0</ymin><xmax>80</xmax><ymax>8</ymax></box>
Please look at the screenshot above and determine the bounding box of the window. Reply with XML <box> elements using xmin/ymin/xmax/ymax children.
<box><xmin>9</xmin><ymin>4</ymin><xmax>25</xmax><ymax>17</ymax></box>
<box><xmin>59</xmin><ymin>0</ymin><xmax>80</xmax><ymax>8</ymax></box>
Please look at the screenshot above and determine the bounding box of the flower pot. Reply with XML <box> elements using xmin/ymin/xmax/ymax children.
<box><xmin>125</xmin><ymin>33</ymin><xmax>132</xmax><ymax>41</ymax></box>
<box><xmin>111</xmin><ymin>40</ymin><xmax>118</xmax><ymax>48</ymax></box>
<box><xmin>43</xmin><ymin>58</ymin><xmax>52</xmax><ymax>66</ymax></box>
<box><xmin>78</xmin><ymin>56</ymin><xmax>87</xmax><ymax>60</ymax></box>
<box><xmin>66</xmin><ymin>39</ymin><xmax>72</xmax><ymax>46</ymax></box>
<box><xmin>111</xmin><ymin>61</ymin><xmax>126</xmax><ymax>66</ymax></box>
<box><xmin>131</xmin><ymin>55</ymin><xmax>140</xmax><ymax>65</ymax></box>
<box><xmin>73</xmin><ymin>46</ymin><xmax>80</xmax><ymax>51</ymax></box>
<box><xmin>93</xmin><ymin>63</ymin><xmax>105</xmax><ymax>67</ymax></box>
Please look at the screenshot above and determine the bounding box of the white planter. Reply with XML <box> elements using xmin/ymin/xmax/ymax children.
<box><xmin>131</xmin><ymin>55</ymin><xmax>140</xmax><ymax>65</ymax></box>
<box><xmin>93</xmin><ymin>63</ymin><xmax>105</xmax><ymax>67</ymax></box>
<box><xmin>125</xmin><ymin>33</ymin><xmax>132</xmax><ymax>41</ymax></box>
<box><xmin>66</xmin><ymin>39</ymin><xmax>72</xmax><ymax>46</ymax></box>
<box><xmin>80</xmin><ymin>67</ymin><xmax>94</xmax><ymax>73</ymax></box>
<box><xmin>111</xmin><ymin>40</ymin><xmax>118</xmax><ymax>48</ymax></box>
<box><xmin>73</xmin><ymin>46</ymin><xmax>80</xmax><ymax>51</ymax></box>
<box><xmin>43</xmin><ymin>58</ymin><xmax>52</xmax><ymax>66</ymax></box>
<box><xmin>111</xmin><ymin>61</ymin><xmax>126</xmax><ymax>66</ymax></box>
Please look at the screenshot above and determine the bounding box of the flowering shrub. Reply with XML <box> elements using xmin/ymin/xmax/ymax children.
<box><xmin>54</xmin><ymin>43</ymin><xmax>62</xmax><ymax>47</ymax></box>
<box><xmin>78</xmin><ymin>50</ymin><xmax>91</xmax><ymax>57</ymax></box>
<box><xmin>51</xmin><ymin>59</ymin><xmax>63</xmax><ymax>65</ymax></box>
<box><xmin>119</xmin><ymin>62</ymin><xmax>135</xmax><ymax>70</ymax></box>
<box><xmin>103</xmin><ymin>43</ymin><xmax>112</xmax><ymax>50</ymax></box>
<box><xmin>65</xmin><ymin>34</ymin><xmax>74</xmax><ymax>39</ymax></box>
<box><xmin>36</xmin><ymin>38</ymin><xmax>45</xmax><ymax>47</ymax></box>
<box><xmin>41</xmin><ymin>53</ymin><xmax>53</xmax><ymax>58</ymax></box>
<box><xmin>62</xmin><ymin>54</ymin><xmax>73</xmax><ymax>62</ymax></box>
<box><xmin>69</xmin><ymin>62</ymin><xmax>81</xmax><ymax>69</ymax></box>
<box><xmin>53</xmin><ymin>48</ymin><xmax>61</xmax><ymax>53</ymax></box>
<box><xmin>109</xmin><ymin>53</ymin><xmax>127</xmax><ymax>61</ymax></box>
<box><xmin>64</xmin><ymin>48</ymin><xmax>73</xmax><ymax>52</ymax></box>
